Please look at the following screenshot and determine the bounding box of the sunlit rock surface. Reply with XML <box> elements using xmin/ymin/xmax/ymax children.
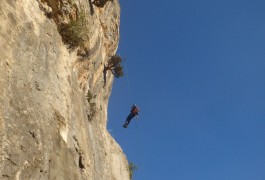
<box><xmin>0</xmin><ymin>0</ymin><xmax>129</xmax><ymax>179</ymax></box>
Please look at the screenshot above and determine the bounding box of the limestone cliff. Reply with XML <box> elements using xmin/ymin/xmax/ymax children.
<box><xmin>0</xmin><ymin>0</ymin><xmax>129</xmax><ymax>179</ymax></box>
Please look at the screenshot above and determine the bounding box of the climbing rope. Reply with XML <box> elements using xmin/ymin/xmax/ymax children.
<box><xmin>123</xmin><ymin>59</ymin><xmax>133</xmax><ymax>104</ymax></box>
<box><xmin>123</xmin><ymin>57</ymin><xmax>144</xmax><ymax>173</ymax></box>
<box><xmin>135</xmin><ymin>120</ymin><xmax>144</xmax><ymax>173</ymax></box>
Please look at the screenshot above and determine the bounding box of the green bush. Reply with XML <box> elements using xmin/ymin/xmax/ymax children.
<box><xmin>104</xmin><ymin>55</ymin><xmax>124</xmax><ymax>78</ymax></box>
<box><xmin>129</xmin><ymin>162</ymin><xmax>138</xmax><ymax>180</ymax></box>
<box><xmin>59</xmin><ymin>13</ymin><xmax>89</xmax><ymax>47</ymax></box>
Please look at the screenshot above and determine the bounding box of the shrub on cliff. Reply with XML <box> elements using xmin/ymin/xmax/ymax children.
<box><xmin>129</xmin><ymin>162</ymin><xmax>138</xmax><ymax>180</ymax></box>
<box><xmin>59</xmin><ymin>13</ymin><xmax>89</xmax><ymax>47</ymax></box>
<box><xmin>104</xmin><ymin>55</ymin><xmax>124</xmax><ymax>78</ymax></box>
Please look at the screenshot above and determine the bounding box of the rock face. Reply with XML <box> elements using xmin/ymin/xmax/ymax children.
<box><xmin>0</xmin><ymin>0</ymin><xmax>129</xmax><ymax>179</ymax></box>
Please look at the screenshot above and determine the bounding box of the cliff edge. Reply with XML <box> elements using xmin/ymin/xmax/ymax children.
<box><xmin>0</xmin><ymin>0</ymin><xmax>129</xmax><ymax>179</ymax></box>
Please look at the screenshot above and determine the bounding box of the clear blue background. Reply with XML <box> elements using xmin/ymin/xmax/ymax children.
<box><xmin>108</xmin><ymin>0</ymin><xmax>265</xmax><ymax>179</ymax></box>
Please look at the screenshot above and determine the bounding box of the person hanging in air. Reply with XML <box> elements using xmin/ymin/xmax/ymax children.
<box><xmin>123</xmin><ymin>104</ymin><xmax>140</xmax><ymax>128</ymax></box>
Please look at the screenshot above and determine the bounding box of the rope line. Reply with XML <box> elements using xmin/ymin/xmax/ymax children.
<box><xmin>123</xmin><ymin>58</ymin><xmax>144</xmax><ymax>173</ymax></box>
<box><xmin>135</xmin><ymin>121</ymin><xmax>144</xmax><ymax>173</ymax></box>
<box><xmin>124</xmin><ymin>59</ymin><xmax>133</xmax><ymax>104</ymax></box>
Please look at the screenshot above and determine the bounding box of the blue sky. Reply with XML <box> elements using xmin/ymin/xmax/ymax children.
<box><xmin>107</xmin><ymin>0</ymin><xmax>265</xmax><ymax>179</ymax></box>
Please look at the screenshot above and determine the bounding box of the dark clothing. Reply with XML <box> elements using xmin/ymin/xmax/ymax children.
<box><xmin>125</xmin><ymin>113</ymin><xmax>136</xmax><ymax>125</ymax></box>
<box><xmin>123</xmin><ymin>106</ymin><xmax>139</xmax><ymax>128</ymax></box>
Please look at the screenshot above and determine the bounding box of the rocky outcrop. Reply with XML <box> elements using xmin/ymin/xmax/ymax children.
<box><xmin>0</xmin><ymin>0</ymin><xmax>129</xmax><ymax>179</ymax></box>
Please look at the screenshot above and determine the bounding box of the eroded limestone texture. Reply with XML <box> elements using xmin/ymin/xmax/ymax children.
<box><xmin>0</xmin><ymin>0</ymin><xmax>129</xmax><ymax>179</ymax></box>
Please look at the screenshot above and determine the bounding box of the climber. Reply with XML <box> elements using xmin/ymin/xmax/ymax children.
<box><xmin>123</xmin><ymin>104</ymin><xmax>140</xmax><ymax>128</ymax></box>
